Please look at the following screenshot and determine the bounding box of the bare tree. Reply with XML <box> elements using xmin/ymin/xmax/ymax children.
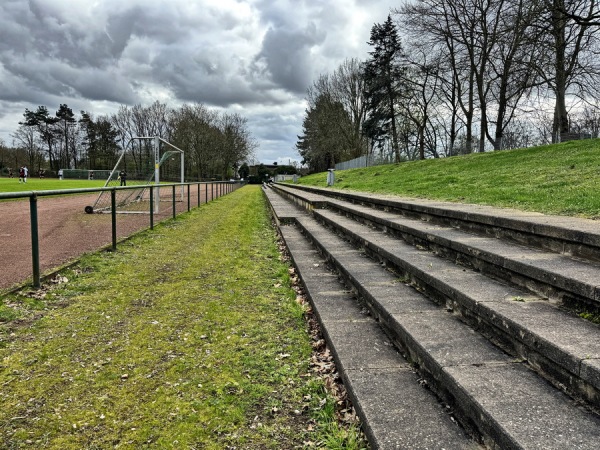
<box><xmin>533</xmin><ymin>0</ymin><xmax>600</xmax><ymax>139</ymax></box>
<box><xmin>399</xmin><ymin>46</ymin><xmax>444</xmax><ymax>159</ymax></box>
<box><xmin>218</xmin><ymin>113</ymin><xmax>256</xmax><ymax>179</ymax></box>
<box><xmin>168</xmin><ymin>104</ymin><xmax>219</xmax><ymax>180</ymax></box>
<box><xmin>169</xmin><ymin>104</ymin><xmax>256</xmax><ymax>180</ymax></box>
<box><xmin>397</xmin><ymin>1</ymin><xmax>479</xmax><ymax>153</ymax></box>
<box><xmin>329</xmin><ymin>58</ymin><xmax>370</xmax><ymax>158</ymax></box>
<box><xmin>110</xmin><ymin>105</ymin><xmax>135</xmax><ymax>150</ymax></box>
<box><xmin>11</xmin><ymin>124</ymin><xmax>44</xmax><ymax>171</ymax></box>
<box><xmin>570</xmin><ymin>101</ymin><xmax>600</xmax><ymax>137</ymax></box>
<box><xmin>488</xmin><ymin>0</ymin><xmax>544</xmax><ymax>149</ymax></box>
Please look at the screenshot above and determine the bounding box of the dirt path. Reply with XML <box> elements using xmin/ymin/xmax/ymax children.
<box><xmin>0</xmin><ymin>185</ymin><xmax>214</xmax><ymax>290</ymax></box>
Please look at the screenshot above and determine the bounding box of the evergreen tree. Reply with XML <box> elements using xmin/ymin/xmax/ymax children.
<box><xmin>238</xmin><ymin>162</ymin><xmax>250</xmax><ymax>179</ymax></box>
<box><xmin>363</xmin><ymin>15</ymin><xmax>406</xmax><ymax>162</ymax></box>
<box><xmin>55</xmin><ymin>104</ymin><xmax>77</xmax><ymax>168</ymax></box>
<box><xmin>296</xmin><ymin>93</ymin><xmax>353</xmax><ymax>173</ymax></box>
<box><xmin>20</xmin><ymin>106</ymin><xmax>60</xmax><ymax>171</ymax></box>
<box><xmin>80</xmin><ymin>112</ymin><xmax>120</xmax><ymax>169</ymax></box>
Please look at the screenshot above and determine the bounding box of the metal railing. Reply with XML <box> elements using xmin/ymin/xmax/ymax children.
<box><xmin>0</xmin><ymin>180</ymin><xmax>243</xmax><ymax>289</ymax></box>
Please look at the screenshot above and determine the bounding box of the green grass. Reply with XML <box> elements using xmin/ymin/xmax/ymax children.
<box><xmin>0</xmin><ymin>177</ymin><xmax>107</xmax><ymax>194</ymax></box>
<box><xmin>297</xmin><ymin>139</ymin><xmax>600</xmax><ymax>218</ymax></box>
<box><xmin>0</xmin><ymin>186</ymin><xmax>366</xmax><ymax>449</ymax></box>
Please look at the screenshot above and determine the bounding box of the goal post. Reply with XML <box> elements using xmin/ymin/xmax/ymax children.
<box><xmin>87</xmin><ymin>136</ymin><xmax>185</xmax><ymax>214</ymax></box>
<box><xmin>151</xmin><ymin>136</ymin><xmax>185</xmax><ymax>211</ymax></box>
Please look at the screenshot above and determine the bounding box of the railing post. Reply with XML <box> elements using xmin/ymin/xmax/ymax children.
<box><xmin>29</xmin><ymin>194</ymin><xmax>40</xmax><ymax>289</ymax></box>
<box><xmin>150</xmin><ymin>186</ymin><xmax>154</xmax><ymax>230</ymax></box>
<box><xmin>172</xmin><ymin>185</ymin><xmax>176</xmax><ymax>219</ymax></box>
<box><xmin>111</xmin><ymin>189</ymin><xmax>117</xmax><ymax>251</ymax></box>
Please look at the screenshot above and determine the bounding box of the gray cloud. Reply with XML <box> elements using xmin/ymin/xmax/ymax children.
<box><xmin>0</xmin><ymin>0</ymin><xmax>392</xmax><ymax>163</ymax></box>
<box><xmin>253</xmin><ymin>22</ymin><xmax>326</xmax><ymax>94</ymax></box>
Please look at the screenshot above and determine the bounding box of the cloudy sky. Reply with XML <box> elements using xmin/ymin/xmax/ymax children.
<box><xmin>0</xmin><ymin>0</ymin><xmax>393</xmax><ymax>165</ymax></box>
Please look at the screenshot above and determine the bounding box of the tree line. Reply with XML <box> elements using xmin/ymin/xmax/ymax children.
<box><xmin>297</xmin><ymin>0</ymin><xmax>600</xmax><ymax>173</ymax></box>
<box><xmin>1</xmin><ymin>101</ymin><xmax>256</xmax><ymax>180</ymax></box>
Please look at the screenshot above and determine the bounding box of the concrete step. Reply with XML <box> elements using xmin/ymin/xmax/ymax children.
<box><xmin>280</xmin><ymin>225</ymin><xmax>479</xmax><ymax>449</ymax></box>
<box><xmin>264</xmin><ymin>186</ymin><xmax>600</xmax><ymax>449</ymax></box>
<box><xmin>273</xmin><ymin>184</ymin><xmax>600</xmax><ymax>314</ymax></box>
<box><xmin>323</xmin><ymin>197</ymin><xmax>600</xmax><ymax>313</ymax></box>
<box><xmin>311</xmin><ymin>207</ymin><xmax>600</xmax><ymax>408</ymax></box>
<box><xmin>270</xmin><ymin>183</ymin><xmax>600</xmax><ymax>407</ymax></box>
<box><xmin>295</xmin><ymin>213</ymin><xmax>600</xmax><ymax>449</ymax></box>
<box><xmin>280</xmin><ymin>184</ymin><xmax>600</xmax><ymax>262</ymax></box>
<box><xmin>262</xmin><ymin>185</ymin><xmax>305</xmax><ymax>225</ymax></box>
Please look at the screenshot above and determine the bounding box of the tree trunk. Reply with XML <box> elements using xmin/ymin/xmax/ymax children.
<box><xmin>552</xmin><ymin>0</ymin><xmax>570</xmax><ymax>141</ymax></box>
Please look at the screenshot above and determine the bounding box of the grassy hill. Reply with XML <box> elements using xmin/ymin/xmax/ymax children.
<box><xmin>296</xmin><ymin>139</ymin><xmax>600</xmax><ymax>218</ymax></box>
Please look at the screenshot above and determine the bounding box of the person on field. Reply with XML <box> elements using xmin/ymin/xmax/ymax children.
<box><xmin>18</xmin><ymin>167</ymin><xmax>24</xmax><ymax>183</ymax></box>
<box><xmin>119</xmin><ymin>170</ymin><xmax>127</xmax><ymax>186</ymax></box>
<box><xmin>23</xmin><ymin>165</ymin><xmax>28</xmax><ymax>183</ymax></box>
<box><xmin>58</xmin><ymin>169</ymin><xmax>63</xmax><ymax>180</ymax></box>
<box><xmin>8</xmin><ymin>168</ymin><xmax>13</xmax><ymax>178</ymax></box>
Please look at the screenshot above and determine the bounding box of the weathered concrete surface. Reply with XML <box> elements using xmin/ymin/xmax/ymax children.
<box><xmin>443</xmin><ymin>363</ymin><xmax>600</xmax><ymax>450</ymax></box>
<box><xmin>278</xmin><ymin>183</ymin><xmax>600</xmax><ymax>252</ymax></box>
<box><xmin>306</xmin><ymin>201</ymin><xmax>600</xmax><ymax>404</ymax></box>
<box><xmin>279</xmin><ymin>223</ymin><xmax>479</xmax><ymax>448</ymax></box>
<box><xmin>313</xmin><ymin>197</ymin><xmax>600</xmax><ymax>307</ymax></box>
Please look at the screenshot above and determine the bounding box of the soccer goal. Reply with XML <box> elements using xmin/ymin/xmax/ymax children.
<box><xmin>86</xmin><ymin>137</ymin><xmax>184</xmax><ymax>214</ymax></box>
<box><xmin>61</xmin><ymin>169</ymin><xmax>112</xmax><ymax>180</ymax></box>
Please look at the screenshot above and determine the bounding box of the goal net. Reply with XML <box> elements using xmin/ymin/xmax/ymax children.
<box><xmin>61</xmin><ymin>169</ymin><xmax>112</xmax><ymax>180</ymax></box>
<box><xmin>87</xmin><ymin>137</ymin><xmax>184</xmax><ymax>214</ymax></box>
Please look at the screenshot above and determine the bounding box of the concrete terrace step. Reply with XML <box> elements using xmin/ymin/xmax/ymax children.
<box><xmin>273</xmin><ymin>183</ymin><xmax>600</xmax><ymax>406</ymax></box>
<box><xmin>273</xmin><ymin>184</ymin><xmax>600</xmax><ymax>313</ymax></box>
<box><xmin>265</xmin><ymin>185</ymin><xmax>479</xmax><ymax>447</ymax></box>
<box><xmin>264</xmin><ymin>185</ymin><xmax>600</xmax><ymax>449</ymax></box>
<box><xmin>293</xmin><ymin>214</ymin><xmax>600</xmax><ymax>449</ymax></box>
<box><xmin>280</xmin><ymin>225</ymin><xmax>479</xmax><ymax>449</ymax></box>
<box><xmin>262</xmin><ymin>184</ymin><xmax>305</xmax><ymax>225</ymax></box>
<box><xmin>311</xmin><ymin>207</ymin><xmax>600</xmax><ymax>408</ymax></box>
<box><xmin>282</xmin><ymin>184</ymin><xmax>600</xmax><ymax>262</ymax></box>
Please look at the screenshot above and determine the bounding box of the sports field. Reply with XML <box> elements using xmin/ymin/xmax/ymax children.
<box><xmin>0</xmin><ymin>177</ymin><xmax>107</xmax><ymax>194</ymax></box>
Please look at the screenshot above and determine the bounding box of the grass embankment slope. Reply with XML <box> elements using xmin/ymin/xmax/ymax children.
<box><xmin>298</xmin><ymin>139</ymin><xmax>600</xmax><ymax>218</ymax></box>
<box><xmin>0</xmin><ymin>186</ymin><xmax>364</xmax><ymax>449</ymax></box>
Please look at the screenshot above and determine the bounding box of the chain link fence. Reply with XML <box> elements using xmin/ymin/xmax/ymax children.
<box><xmin>335</xmin><ymin>154</ymin><xmax>395</xmax><ymax>171</ymax></box>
